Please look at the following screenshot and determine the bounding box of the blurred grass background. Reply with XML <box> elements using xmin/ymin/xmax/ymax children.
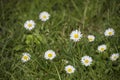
<box><xmin>0</xmin><ymin>0</ymin><xmax>120</xmax><ymax>80</ymax></box>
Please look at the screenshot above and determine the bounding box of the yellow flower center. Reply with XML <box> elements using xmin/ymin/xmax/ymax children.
<box><xmin>113</xmin><ymin>56</ymin><xmax>117</xmax><ymax>59</ymax></box>
<box><xmin>85</xmin><ymin>59</ymin><xmax>89</xmax><ymax>63</ymax></box>
<box><xmin>23</xmin><ymin>56</ymin><xmax>28</xmax><ymax>60</ymax></box>
<box><xmin>67</xmin><ymin>68</ymin><xmax>72</xmax><ymax>73</ymax></box>
<box><xmin>48</xmin><ymin>53</ymin><xmax>53</xmax><ymax>58</ymax></box>
<box><xmin>108</xmin><ymin>32</ymin><xmax>112</xmax><ymax>35</ymax></box>
<box><xmin>101</xmin><ymin>47</ymin><xmax>104</xmax><ymax>51</ymax></box>
<box><xmin>43</xmin><ymin>15</ymin><xmax>47</xmax><ymax>19</ymax></box>
<box><xmin>74</xmin><ymin>34</ymin><xmax>79</xmax><ymax>38</ymax></box>
<box><xmin>89</xmin><ymin>38</ymin><xmax>93</xmax><ymax>41</ymax></box>
<box><xmin>28</xmin><ymin>23</ymin><xmax>32</xmax><ymax>27</ymax></box>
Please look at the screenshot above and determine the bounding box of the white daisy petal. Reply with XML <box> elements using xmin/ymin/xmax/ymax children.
<box><xmin>70</xmin><ymin>30</ymin><xmax>82</xmax><ymax>42</ymax></box>
<box><xmin>65</xmin><ymin>65</ymin><xmax>75</xmax><ymax>74</ymax></box>
<box><xmin>39</xmin><ymin>11</ymin><xmax>50</xmax><ymax>21</ymax></box>
<box><xmin>21</xmin><ymin>52</ymin><xmax>31</xmax><ymax>62</ymax></box>
<box><xmin>110</xmin><ymin>53</ymin><xmax>119</xmax><ymax>61</ymax></box>
<box><xmin>24</xmin><ymin>20</ymin><xmax>35</xmax><ymax>30</ymax></box>
<box><xmin>44</xmin><ymin>50</ymin><xmax>56</xmax><ymax>60</ymax></box>
<box><xmin>98</xmin><ymin>44</ymin><xmax>107</xmax><ymax>52</ymax></box>
<box><xmin>81</xmin><ymin>56</ymin><xmax>93</xmax><ymax>66</ymax></box>
<box><xmin>87</xmin><ymin>35</ymin><xmax>95</xmax><ymax>42</ymax></box>
<box><xmin>104</xmin><ymin>28</ymin><xmax>115</xmax><ymax>36</ymax></box>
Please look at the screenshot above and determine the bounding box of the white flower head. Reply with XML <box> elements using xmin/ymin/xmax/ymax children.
<box><xmin>104</xmin><ymin>28</ymin><xmax>115</xmax><ymax>36</ymax></box>
<box><xmin>110</xmin><ymin>53</ymin><xmax>119</xmax><ymax>61</ymax></box>
<box><xmin>70</xmin><ymin>30</ymin><xmax>82</xmax><ymax>42</ymax></box>
<box><xmin>65</xmin><ymin>65</ymin><xmax>75</xmax><ymax>74</ymax></box>
<box><xmin>98</xmin><ymin>44</ymin><xmax>107</xmax><ymax>52</ymax></box>
<box><xmin>81</xmin><ymin>56</ymin><xmax>93</xmax><ymax>66</ymax></box>
<box><xmin>44</xmin><ymin>50</ymin><xmax>56</xmax><ymax>60</ymax></box>
<box><xmin>39</xmin><ymin>11</ymin><xmax>50</xmax><ymax>21</ymax></box>
<box><xmin>87</xmin><ymin>35</ymin><xmax>95</xmax><ymax>42</ymax></box>
<box><xmin>24</xmin><ymin>20</ymin><xmax>35</xmax><ymax>30</ymax></box>
<box><xmin>21</xmin><ymin>53</ymin><xmax>31</xmax><ymax>62</ymax></box>
<box><xmin>62</xmin><ymin>59</ymin><xmax>69</xmax><ymax>64</ymax></box>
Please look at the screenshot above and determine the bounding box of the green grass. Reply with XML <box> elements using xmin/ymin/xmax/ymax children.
<box><xmin>0</xmin><ymin>0</ymin><xmax>120</xmax><ymax>80</ymax></box>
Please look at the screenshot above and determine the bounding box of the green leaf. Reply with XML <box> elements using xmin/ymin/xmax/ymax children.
<box><xmin>25</xmin><ymin>35</ymin><xmax>33</xmax><ymax>44</ymax></box>
<box><xmin>13</xmin><ymin>45</ymin><xmax>23</xmax><ymax>51</ymax></box>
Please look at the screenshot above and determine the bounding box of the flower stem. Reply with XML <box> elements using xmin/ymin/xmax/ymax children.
<box><xmin>83</xmin><ymin>0</ymin><xmax>89</xmax><ymax>30</ymax></box>
<box><xmin>54</xmin><ymin>63</ymin><xmax>62</xmax><ymax>80</ymax></box>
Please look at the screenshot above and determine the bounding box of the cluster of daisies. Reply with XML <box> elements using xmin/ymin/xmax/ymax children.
<box><xmin>22</xmin><ymin>11</ymin><xmax>119</xmax><ymax>74</ymax></box>
<box><xmin>24</xmin><ymin>11</ymin><xmax>50</xmax><ymax>30</ymax></box>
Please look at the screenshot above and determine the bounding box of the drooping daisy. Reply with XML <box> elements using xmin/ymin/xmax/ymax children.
<box><xmin>110</xmin><ymin>53</ymin><xmax>119</xmax><ymax>61</ymax></box>
<box><xmin>70</xmin><ymin>30</ymin><xmax>82</xmax><ymax>42</ymax></box>
<box><xmin>81</xmin><ymin>56</ymin><xmax>93</xmax><ymax>66</ymax></box>
<box><xmin>39</xmin><ymin>11</ymin><xmax>50</xmax><ymax>21</ymax></box>
<box><xmin>44</xmin><ymin>50</ymin><xmax>56</xmax><ymax>60</ymax></box>
<box><xmin>104</xmin><ymin>28</ymin><xmax>115</xmax><ymax>36</ymax></box>
<box><xmin>65</xmin><ymin>65</ymin><xmax>75</xmax><ymax>74</ymax></box>
<box><xmin>98</xmin><ymin>44</ymin><xmax>107</xmax><ymax>52</ymax></box>
<box><xmin>21</xmin><ymin>53</ymin><xmax>31</xmax><ymax>62</ymax></box>
<box><xmin>24</xmin><ymin>20</ymin><xmax>35</xmax><ymax>30</ymax></box>
<box><xmin>87</xmin><ymin>35</ymin><xmax>95</xmax><ymax>42</ymax></box>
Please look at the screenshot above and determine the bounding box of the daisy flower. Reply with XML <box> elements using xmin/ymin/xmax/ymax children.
<box><xmin>65</xmin><ymin>65</ymin><xmax>75</xmax><ymax>74</ymax></box>
<box><xmin>44</xmin><ymin>50</ymin><xmax>56</xmax><ymax>60</ymax></box>
<box><xmin>70</xmin><ymin>30</ymin><xmax>82</xmax><ymax>42</ymax></box>
<box><xmin>81</xmin><ymin>56</ymin><xmax>93</xmax><ymax>66</ymax></box>
<box><xmin>21</xmin><ymin>53</ymin><xmax>31</xmax><ymax>62</ymax></box>
<box><xmin>98</xmin><ymin>44</ymin><xmax>107</xmax><ymax>52</ymax></box>
<box><xmin>87</xmin><ymin>35</ymin><xmax>95</xmax><ymax>42</ymax></box>
<box><xmin>110</xmin><ymin>53</ymin><xmax>119</xmax><ymax>61</ymax></box>
<box><xmin>39</xmin><ymin>11</ymin><xmax>50</xmax><ymax>21</ymax></box>
<box><xmin>62</xmin><ymin>59</ymin><xmax>69</xmax><ymax>64</ymax></box>
<box><xmin>24</xmin><ymin>20</ymin><xmax>35</xmax><ymax>30</ymax></box>
<box><xmin>104</xmin><ymin>28</ymin><xmax>115</xmax><ymax>36</ymax></box>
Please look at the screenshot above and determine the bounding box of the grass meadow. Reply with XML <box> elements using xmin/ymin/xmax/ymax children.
<box><xmin>0</xmin><ymin>0</ymin><xmax>120</xmax><ymax>80</ymax></box>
